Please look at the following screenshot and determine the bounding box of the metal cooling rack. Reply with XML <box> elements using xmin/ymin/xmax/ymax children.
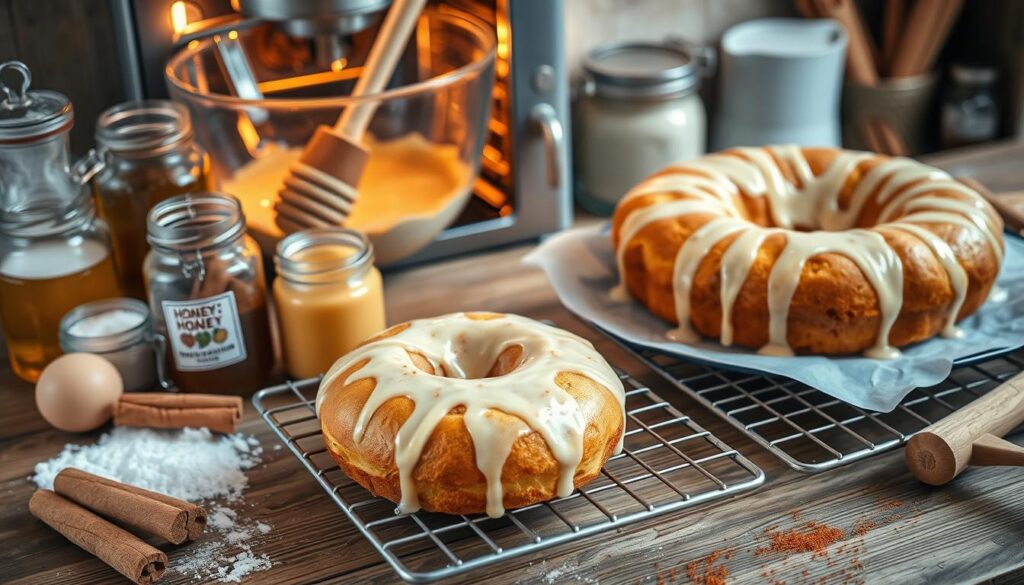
<box><xmin>603</xmin><ymin>330</ymin><xmax>1024</xmax><ymax>473</ymax></box>
<box><xmin>252</xmin><ymin>368</ymin><xmax>765</xmax><ymax>583</ymax></box>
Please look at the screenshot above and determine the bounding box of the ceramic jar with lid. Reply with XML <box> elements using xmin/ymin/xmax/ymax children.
<box><xmin>577</xmin><ymin>41</ymin><xmax>710</xmax><ymax>215</ymax></box>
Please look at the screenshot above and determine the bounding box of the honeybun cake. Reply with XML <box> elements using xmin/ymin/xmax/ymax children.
<box><xmin>612</xmin><ymin>146</ymin><xmax>1004</xmax><ymax>359</ymax></box>
<box><xmin>315</xmin><ymin>312</ymin><xmax>625</xmax><ymax>517</ymax></box>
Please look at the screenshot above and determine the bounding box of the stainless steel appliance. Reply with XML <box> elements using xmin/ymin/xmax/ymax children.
<box><xmin>110</xmin><ymin>0</ymin><xmax>571</xmax><ymax>263</ymax></box>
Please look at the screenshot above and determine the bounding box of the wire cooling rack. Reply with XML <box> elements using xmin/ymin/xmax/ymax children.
<box><xmin>601</xmin><ymin>329</ymin><xmax>1024</xmax><ymax>473</ymax></box>
<box><xmin>252</xmin><ymin>368</ymin><xmax>765</xmax><ymax>583</ymax></box>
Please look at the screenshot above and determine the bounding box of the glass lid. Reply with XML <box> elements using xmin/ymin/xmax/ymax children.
<box><xmin>0</xmin><ymin>61</ymin><xmax>74</xmax><ymax>143</ymax></box>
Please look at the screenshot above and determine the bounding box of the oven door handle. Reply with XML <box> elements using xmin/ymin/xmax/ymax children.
<box><xmin>530</xmin><ymin>103</ymin><xmax>564</xmax><ymax>189</ymax></box>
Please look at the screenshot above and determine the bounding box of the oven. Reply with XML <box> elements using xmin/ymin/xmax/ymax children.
<box><xmin>110</xmin><ymin>0</ymin><xmax>571</xmax><ymax>264</ymax></box>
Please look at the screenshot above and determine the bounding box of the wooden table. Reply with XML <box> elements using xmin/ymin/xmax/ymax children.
<box><xmin>4</xmin><ymin>143</ymin><xmax>1024</xmax><ymax>585</ymax></box>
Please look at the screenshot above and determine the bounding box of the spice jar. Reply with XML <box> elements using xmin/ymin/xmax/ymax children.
<box><xmin>577</xmin><ymin>41</ymin><xmax>710</xmax><ymax>215</ymax></box>
<box><xmin>145</xmin><ymin>193</ymin><xmax>274</xmax><ymax>395</ymax></box>
<box><xmin>59</xmin><ymin>298</ymin><xmax>162</xmax><ymax>391</ymax></box>
<box><xmin>941</xmin><ymin>63</ymin><xmax>1000</xmax><ymax>149</ymax></box>
<box><xmin>274</xmin><ymin>228</ymin><xmax>386</xmax><ymax>379</ymax></box>
<box><xmin>82</xmin><ymin>101</ymin><xmax>211</xmax><ymax>300</ymax></box>
<box><xmin>0</xmin><ymin>61</ymin><xmax>122</xmax><ymax>382</ymax></box>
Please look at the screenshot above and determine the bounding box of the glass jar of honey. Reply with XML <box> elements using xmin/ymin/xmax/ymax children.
<box><xmin>145</xmin><ymin>192</ymin><xmax>273</xmax><ymax>395</ymax></box>
<box><xmin>0</xmin><ymin>194</ymin><xmax>122</xmax><ymax>382</ymax></box>
<box><xmin>84</xmin><ymin>101</ymin><xmax>210</xmax><ymax>300</ymax></box>
<box><xmin>274</xmin><ymin>228</ymin><xmax>386</xmax><ymax>379</ymax></box>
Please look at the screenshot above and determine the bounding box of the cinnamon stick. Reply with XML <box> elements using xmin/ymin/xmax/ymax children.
<box><xmin>881</xmin><ymin>0</ymin><xmax>906</xmax><ymax>75</ymax></box>
<box><xmin>875</xmin><ymin>118</ymin><xmax>908</xmax><ymax>156</ymax></box>
<box><xmin>812</xmin><ymin>0</ymin><xmax>878</xmax><ymax>85</ymax></box>
<box><xmin>30</xmin><ymin>489</ymin><xmax>167</xmax><ymax>584</ymax></box>
<box><xmin>54</xmin><ymin>468</ymin><xmax>207</xmax><ymax>544</ymax></box>
<box><xmin>891</xmin><ymin>0</ymin><xmax>964</xmax><ymax>77</ymax></box>
<box><xmin>114</xmin><ymin>392</ymin><xmax>243</xmax><ymax>434</ymax></box>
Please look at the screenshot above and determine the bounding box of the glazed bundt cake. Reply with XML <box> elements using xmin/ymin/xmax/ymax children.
<box><xmin>316</xmin><ymin>312</ymin><xmax>625</xmax><ymax>517</ymax></box>
<box><xmin>611</xmin><ymin>146</ymin><xmax>1004</xmax><ymax>359</ymax></box>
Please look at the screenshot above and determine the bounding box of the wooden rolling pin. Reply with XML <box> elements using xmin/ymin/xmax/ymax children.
<box><xmin>905</xmin><ymin>371</ymin><xmax>1024</xmax><ymax>485</ymax></box>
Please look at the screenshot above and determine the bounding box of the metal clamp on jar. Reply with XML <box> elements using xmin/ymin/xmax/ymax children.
<box><xmin>576</xmin><ymin>41</ymin><xmax>712</xmax><ymax>215</ymax></box>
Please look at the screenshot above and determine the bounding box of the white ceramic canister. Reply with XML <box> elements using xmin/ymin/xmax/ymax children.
<box><xmin>712</xmin><ymin>18</ymin><xmax>848</xmax><ymax>150</ymax></box>
<box><xmin>577</xmin><ymin>42</ymin><xmax>709</xmax><ymax>215</ymax></box>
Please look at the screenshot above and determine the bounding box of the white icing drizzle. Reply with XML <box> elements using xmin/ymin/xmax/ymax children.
<box><xmin>763</xmin><ymin>230</ymin><xmax>903</xmax><ymax>359</ymax></box>
<box><xmin>613</xmin><ymin>147</ymin><xmax>1004</xmax><ymax>358</ymax></box>
<box><xmin>667</xmin><ymin>217</ymin><xmax>746</xmax><ymax>343</ymax></box>
<box><xmin>880</xmin><ymin>222</ymin><xmax>967</xmax><ymax>338</ymax></box>
<box><xmin>315</xmin><ymin>313</ymin><xmax>626</xmax><ymax>518</ymax></box>
<box><xmin>612</xmin><ymin>198</ymin><xmax>732</xmax><ymax>301</ymax></box>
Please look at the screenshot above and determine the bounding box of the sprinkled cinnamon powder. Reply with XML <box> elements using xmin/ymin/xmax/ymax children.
<box><xmin>853</xmin><ymin>519</ymin><xmax>876</xmax><ymax>536</ymax></box>
<box><xmin>686</xmin><ymin>549</ymin><xmax>732</xmax><ymax>585</ymax></box>
<box><xmin>877</xmin><ymin>498</ymin><xmax>903</xmax><ymax>510</ymax></box>
<box><xmin>755</xmin><ymin>522</ymin><xmax>845</xmax><ymax>558</ymax></box>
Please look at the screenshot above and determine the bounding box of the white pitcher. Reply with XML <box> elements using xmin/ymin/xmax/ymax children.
<box><xmin>712</xmin><ymin>18</ymin><xmax>847</xmax><ymax>150</ymax></box>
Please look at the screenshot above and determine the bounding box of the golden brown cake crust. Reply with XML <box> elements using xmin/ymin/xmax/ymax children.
<box><xmin>611</xmin><ymin>147</ymin><xmax>1004</xmax><ymax>355</ymax></box>
<box><xmin>319</xmin><ymin>313</ymin><xmax>625</xmax><ymax>515</ymax></box>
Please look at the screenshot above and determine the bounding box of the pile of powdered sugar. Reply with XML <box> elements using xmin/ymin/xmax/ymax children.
<box><xmin>31</xmin><ymin>426</ymin><xmax>275</xmax><ymax>582</ymax></box>
<box><xmin>32</xmin><ymin>427</ymin><xmax>261</xmax><ymax>500</ymax></box>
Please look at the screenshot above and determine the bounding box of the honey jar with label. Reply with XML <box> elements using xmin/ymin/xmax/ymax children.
<box><xmin>144</xmin><ymin>193</ymin><xmax>273</xmax><ymax>395</ymax></box>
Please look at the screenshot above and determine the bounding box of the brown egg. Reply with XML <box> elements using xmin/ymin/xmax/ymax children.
<box><xmin>35</xmin><ymin>353</ymin><xmax>124</xmax><ymax>432</ymax></box>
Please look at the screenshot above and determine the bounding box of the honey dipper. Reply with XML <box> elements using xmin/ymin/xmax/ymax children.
<box><xmin>905</xmin><ymin>371</ymin><xmax>1024</xmax><ymax>485</ymax></box>
<box><xmin>275</xmin><ymin>0</ymin><xmax>428</xmax><ymax>233</ymax></box>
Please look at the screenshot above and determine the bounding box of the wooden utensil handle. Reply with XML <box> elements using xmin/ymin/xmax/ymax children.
<box><xmin>906</xmin><ymin>371</ymin><xmax>1024</xmax><ymax>485</ymax></box>
<box><xmin>335</xmin><ymin>0</ymin><xmax>428</xmax><ymax>139</ymax></box>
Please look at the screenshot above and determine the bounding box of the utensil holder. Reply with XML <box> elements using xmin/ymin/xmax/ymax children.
<box><xmin>843</xmin><ymin>72</ymin><xmax>938</xmax><ymax>155</ymax></box>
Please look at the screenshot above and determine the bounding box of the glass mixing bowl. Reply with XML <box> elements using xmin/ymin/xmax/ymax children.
<box><xmin>165</xmin><ymin>9</ymin><xmax>495</xmax><ymax>263</ymax></box>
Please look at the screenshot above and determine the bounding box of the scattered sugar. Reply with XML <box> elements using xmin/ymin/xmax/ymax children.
<box><xmin>31</xmin><ymin>427</ymin><xmax>274</xmax><ymax>582</ymax></box>
<box><xmin>171</xmin><ymin>504</ymin><xmax>274</xmax><ymax>582</ymax></box>
<box><xmin>32</xmin><ymin>427</ymin><xmax>261</xmax><ymax>501</ymax></box>
<box><xmin>67</xmin><ymin>309</ymin><xmax>146</xmax><ymax>337</ymax></box>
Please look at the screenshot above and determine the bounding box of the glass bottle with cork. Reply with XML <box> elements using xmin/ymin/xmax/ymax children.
<box><xmin>145</xmin><ymin>192</ymin><xmax>273</xmax><ymax>395</ymax></box>
<box><xmin>80</xmin><ymin>101</ymin><xmax>211</xmax><ymax>299</ymax></box>
<box><xmin>274</xmin><ymin>228</ymin><xmax>386</xmax><ymax>379</ymax></box>
<box><xmin>0</xmin><ymin>61</ymin><xmax>121</xmax><ymax>382</ymax></box>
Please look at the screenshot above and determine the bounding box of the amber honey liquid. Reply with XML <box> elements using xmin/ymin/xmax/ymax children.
<box><xmin>0</xmin><ymin>240</ymin><xmax>121</xmax><ymax>382</ymax></box>
<box><xmin>95</xmin><ymin>165</ymin><xmax>210</xmax><ymax>300</ymax></box>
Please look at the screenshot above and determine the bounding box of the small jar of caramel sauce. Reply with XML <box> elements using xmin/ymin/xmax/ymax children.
<box><xmin>274</xmin><ymin>228</ymin><xmax>386</xmax><ymax>379</ymax></box>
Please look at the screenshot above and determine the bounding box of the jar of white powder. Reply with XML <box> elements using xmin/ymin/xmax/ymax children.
<box><xmin>60</xmin><ymin>298</ymin><xmax>163</xmax><ymax>391</ymax></box>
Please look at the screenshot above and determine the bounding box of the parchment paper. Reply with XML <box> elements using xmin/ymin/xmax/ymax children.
<box><xmin>524</xmin><ymin>224</ymin><xmax>1024</xmax><ymax>412</ymax></box>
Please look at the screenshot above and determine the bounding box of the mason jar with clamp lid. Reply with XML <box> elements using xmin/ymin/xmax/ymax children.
<box><xmin>145</xmin><ymin>192</ymin><xmax>273</xmax><ymax>395</ymax></box>
<box><xmin>78</xmin><ymin>100</ymin><xmax>212</xmax><ymax>300</ymax></box>
<box><xmin>576</xmin><ymin>41</ymin><xmax>713</xmax><ymax>215</ymax></box>
<box><xmin>0</xmin><ymin>61</ymin><xmax>122</xmax><ymax>382</ymax></box>
<box><xmin>0</xmin><ymin>60</ymin><xmax>83</xmax><ymax>212</ymax></box>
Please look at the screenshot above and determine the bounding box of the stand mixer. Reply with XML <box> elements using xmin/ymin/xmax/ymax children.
<box><xmin>115</xmin><ymin>0</ymin><xmax>571</xmax><ymax>265</ymax></box>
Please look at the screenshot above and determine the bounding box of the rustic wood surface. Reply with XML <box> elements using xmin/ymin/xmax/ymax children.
<box><xmin>3</xmin><ymin>142</ymin><xmax>1024</xmax><ymax>584</ymax></box>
